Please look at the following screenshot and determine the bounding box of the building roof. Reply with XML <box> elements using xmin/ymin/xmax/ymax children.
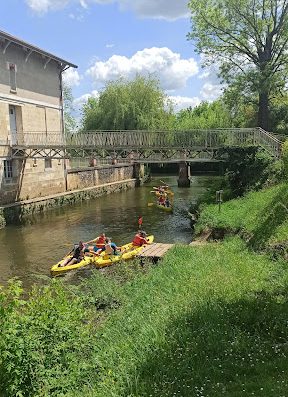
<box><xmin>0</xmin><ymin>30</ymin><xmax>77</xmax><ymax>69</ymax></box>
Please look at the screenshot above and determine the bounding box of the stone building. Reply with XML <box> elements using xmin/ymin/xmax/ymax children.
<box><xmin>0</xmin><ymin>30</ymin><xmax>77</xmax><ymax>204</ymax></box>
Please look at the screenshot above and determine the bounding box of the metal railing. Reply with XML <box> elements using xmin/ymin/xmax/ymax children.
<box><xmin>6</xmin><ymin>127</ymin><xmax>283</xmax><ymax>158</ymax></box>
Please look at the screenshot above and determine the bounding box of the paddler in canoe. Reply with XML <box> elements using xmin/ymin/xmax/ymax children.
<box><xmin>97</xmin><ymin>237</ymin><xmax>121</xmax><ymax>255</ymax></box>
<box><xmin>83</xmin><ymin>232</ymin><xmax>106</xmax><ymax>256</ymax></box>
<box><xmin>59</xmin><ymin>241</ymin><xmax>85</xmax><ymax>267</ymax></box>
<box><xmin>132</xmin><ymin>230</ymin><xmax>149</xmax><ymax>246</ymax></box>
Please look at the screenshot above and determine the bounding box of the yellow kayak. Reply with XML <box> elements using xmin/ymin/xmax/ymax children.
<box><xmin>94</xmin><ymin>235</ymin><xmax>154</xmax><ymax>268</ymax></box>
<box><xmin>50</xmin><ymin>238</ymin><xmax>102</xmax><ymax>276</ymax></box>
<box><xmin>156</xmin><ymin>204</ymin><xmax>173</xmax><ymax>212</ymax></box>
<box><xmin>50</xmin><ymin>254</ymin><xmax>93</xmax><ymax>276</ymax></box>
<box><xmin>148</xmin><ymin>202</ymin><xmax>173</xmax><ymax>212</ymax></box>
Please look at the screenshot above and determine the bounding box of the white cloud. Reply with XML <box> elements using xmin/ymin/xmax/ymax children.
<box><xmin>63</xmin><ymin>68</ymin><xmax>82</xmax><ymax>87</ymax></box>
<box><xmin>73</xmin><ymin>90</ymin><xmax>99</xmax><ymax>108</ymax></box>
<box><xmin>25</xmin><ymin>0</ymin><xmax>70</xmax><ymax>13</ymax></box>
<box><xmin>169</xmin><ymin>95</ymin><xmax>201</xmax><ymax>112</ymax></box>
<box><xmin>86</xmin><ymin>47</ymin><xmax>198</xmax><ymax>91</ymax></box>
<box><xmin>105</xmin><ymin>43</ymin><xmax>115</xmax><ymax>48</ymax></box>
<box><xmin>200</xmin><ymin>82</ymin><xmax>223</xmax><ymax>101</ymax></box>
<box><xmin>26</xmin><ymin>0</ymin><xmax>189</xmax><ymax>19</ymax></box>
<box><xmin>68</xmin><ymin>12</ymin><xmax>84</xmax><ymax>20</ymax></box>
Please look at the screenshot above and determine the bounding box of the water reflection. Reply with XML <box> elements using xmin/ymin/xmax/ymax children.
<box><xmin>0</xmin><ymin>175</ymin><xmax>218</xmax><ymax>286</ymax></box>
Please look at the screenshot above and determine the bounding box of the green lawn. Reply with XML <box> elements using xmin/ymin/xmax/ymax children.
<box><xmin>79</xmin><ymin>238</ymin><xmax>288</xmax><ymax>397</ymax></box>
<box><xmin>196</xmin><ymin>183</ymin><xmax>288</xmax><ymax>249</ymax></box>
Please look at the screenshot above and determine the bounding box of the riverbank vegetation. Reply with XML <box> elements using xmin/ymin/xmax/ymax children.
<box><xmin>1</xmin><ymin>180</ymin><xmax>288</xmax><ymax>396</ymax></box>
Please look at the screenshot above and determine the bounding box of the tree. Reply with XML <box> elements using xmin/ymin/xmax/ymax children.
<box><xmin>174</xmin><ymin>100</ymin><xmax>232</xmax><ymax>129</ymax></box>
<box><xmin>63</xmin><ymin>84</ymin><xmax>77</xmax><ymax>133</ymax></box>
<box><xmin>188</xmin><ymin>0</ymin><xmax>288</xmax><ymax>130</ymax></box>
<box><xmin>81</xmin><ymin>75</ymin><xmax>174</xmax><ymax>131</ymax></box>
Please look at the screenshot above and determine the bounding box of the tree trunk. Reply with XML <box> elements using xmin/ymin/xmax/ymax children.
<box><xmin>258</xmin><ymin>91</ymin><xmax>269</xmax><ymax>130</ymax></box>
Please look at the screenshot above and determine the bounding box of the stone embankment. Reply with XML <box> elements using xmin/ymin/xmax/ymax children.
<box><xmin>0</xmin><ymin>179</ymin><xmax>137</xmax><ymax>228</ymax></box>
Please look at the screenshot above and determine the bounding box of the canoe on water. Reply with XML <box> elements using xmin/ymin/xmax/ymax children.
<box><xmin>94</xmin><ymin>235</ymin><xmax>154</xmax><ymax>268</ymax></box>
<box><xmin>148</xmin><ymin>202</ymin><xmax>173</xmax><ymax>212</ymax></box>
<box><xmin>50</xmin><ymin>236</ymin><xmax>154</xmax><ymax>275</ymax></box>
<box><xmin>50</xmin><ymin>254</ymin><xmax>94</xmax><ymax>276</ymax></box>
<box><xmin>156</xmin><ymin>204</ymin><xmax>173</xmax><ymax>212</ymax></box>
<box><xmin>50</xmin><ymin>238</ymin><xmax>102</xmax><ymax>276</ymax></box>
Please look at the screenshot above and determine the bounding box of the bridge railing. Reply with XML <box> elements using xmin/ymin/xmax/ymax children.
<box><xmin>254</xmin><ymin>128</ymin><xmax>282</xmax><ymax>158</ymax></box>
<box><xmin>9</xmin><ymin>128</ymin><xmax>282</xmax><ymax>157</ymax></box>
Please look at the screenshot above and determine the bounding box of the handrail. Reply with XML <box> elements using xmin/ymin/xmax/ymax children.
<box><xmin>6</xmin><ymin>128</ymin><xmax>283</xmax><ymax>158</ymax></box>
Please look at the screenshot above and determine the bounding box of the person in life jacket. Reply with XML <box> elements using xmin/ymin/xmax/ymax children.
<box><xmin>132</xmin><ymin>230</ymin><xmax>148</xmax><ymax>247</ymax></box>
<box><xmin>157</xmin><ymin>193</ymin><xmax>166</xmax><ymax>206</ymax></box>
<box><xmin>102</xmin><ymin>237</ymin><xmax>120</xmax><ymax>255</ymax></box>
<box><xmin>84</xmin><ymin>233</ymin><xmax>106</xmax><ymax>255</ymax></box>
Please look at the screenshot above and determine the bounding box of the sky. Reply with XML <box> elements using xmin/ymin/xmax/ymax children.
<box><xmin>1</xmin><ymin>0</ymin><xmax>222</xmax><ymax>117</ymax></box>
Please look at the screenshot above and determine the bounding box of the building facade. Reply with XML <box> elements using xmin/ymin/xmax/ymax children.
<box><xmin>0</xmin><ymin>30</ymin><xmax>77</xmax><ymax>204</ymax></box>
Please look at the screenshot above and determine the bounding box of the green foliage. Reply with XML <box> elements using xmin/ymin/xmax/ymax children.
<box><xmin>63</xmin><ymin>84</ymin><xmax>77</xmax><ymax>133</ymax></box>
<box><xmin>79</xmin><ymin>238</ymin><xmax>288</xmax><ymax>396</ymax></box>
<box><xmin>174</xmin><ymin>100</ymin><xmax>232</xmax><ymax>129</ymax></box>
<box><xmin>223</xmin><ymin>83</ymin><xmax>258</xmax><ymax>128</ymax></box>
<box><xmin>220</xmin><ymin>147</ymin><xmax>281</xmax><ymax>197</ymax></box>
<box><xmin>81</xmin><ymin>75</ymin><xmax>174</xmax><ymax>131</ymax></box>
<box><xmin>196</xmin><ymin>183</ymin><xmax>288</xmax><ymax>250</ymax></box>
<box><xmin>0</xmin><ymin>279</ymin><xmax>98</xmax><ymax>397</ymax></box>
<box><xmin>190</xmin><ymin>147</ymin><xmax>282</xmax><ymax>217</ymax></box>
<box><xmin>281</xmin><ymin>140</ymin><xmax>288</xmax><ymax>177</ymax></box>
<box><xmin>269</xmin><ymin>95</ymin><xmax>288</xmax><ymax>135</ymax></box>
<box><xmin>188</xmin><ymin>0</ymin><xmax>288</xmax><ymax>129</ymax></box>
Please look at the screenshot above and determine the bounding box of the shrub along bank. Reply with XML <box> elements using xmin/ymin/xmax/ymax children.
<box><xmin>1</xmin><ymin>233</ymin><xmax>288</xmax><ymax>396</ymax></box>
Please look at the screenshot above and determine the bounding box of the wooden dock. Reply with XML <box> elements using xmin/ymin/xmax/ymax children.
<box><xmin>138</xmin><ymin>243</ymin><xmax>174</xmax><ymax>260</ymax></box>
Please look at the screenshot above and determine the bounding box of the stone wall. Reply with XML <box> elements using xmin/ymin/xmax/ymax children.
<box><xmin>0</xmin><ymin>158</ymin><xmax>66</xmax><ymax>205</ymax></box>
<box><xmin>67</xmin><ymin>164</ymin><xmax>134</xmax><ymax>191</ymax></box>
<box><xmin>0</xmin><ymin>179</ymin><xmax>137</xmax><ymax>227</ymax></box>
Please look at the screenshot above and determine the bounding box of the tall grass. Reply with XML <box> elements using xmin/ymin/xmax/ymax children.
<box><xmin>196</xmin><ymin>183</ymin><xmax>288</xmax><ymax>249</ymax></box>
<box><xmin>77</xmin><ymin>238</ymin><xmax>288</xmax><ymax>396</ymax></box>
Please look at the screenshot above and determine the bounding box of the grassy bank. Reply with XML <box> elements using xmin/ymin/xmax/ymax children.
<box><xmin>196</xmin><ymin>183</ymin><xmax>288</xmax><ymax>250</ymax></box>
<box><xmin>1</xmin><ymin>237</ymin><xmax>287</xmax><ymax>396</ymax></box>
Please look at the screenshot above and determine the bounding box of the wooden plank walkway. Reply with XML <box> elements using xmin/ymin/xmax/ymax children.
<box><xmin>138</xmin><ymin>243</ymin><xmax>174</xmax><ymax>259</ymax></box>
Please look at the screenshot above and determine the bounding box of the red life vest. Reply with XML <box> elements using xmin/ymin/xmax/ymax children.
<box><xmin>96</xmin><ymin>235</ymin><xmax>105</xmax><ymax>248</ymax></box>
<box><xmin>132</xmin><ymin>234</ymin><xmax>143</xmax><ymax>246</ymax></box>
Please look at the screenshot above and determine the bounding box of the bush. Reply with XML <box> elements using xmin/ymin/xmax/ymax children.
<box><xmin>282</xmin><ymin>140</ymin><xmax>288</xmax><ymax>177</ymax></box>
<box><xmin>0</xmin><ymin>279</ymin><xmax>99</xmax><ymax>397</ymax></box>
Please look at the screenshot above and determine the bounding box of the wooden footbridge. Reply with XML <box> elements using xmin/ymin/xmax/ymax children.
<box><xmin>138</xmin><ymin>243</ymin><xmax>174</xmax><ymax>262</ymax></box>
<box><xmin>6</xmin><ymin>127</ymin><xmax>282</xmax><ymax>161</ymax></box>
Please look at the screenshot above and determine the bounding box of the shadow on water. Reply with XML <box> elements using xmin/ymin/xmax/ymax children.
<box><xmin>0</xmin><ymin>175</ymin><xmax>219</xmax><ymax>286</ymax></box>
<box><xmin>127</xmin><ymin>288</ymin><xmax>288</xmax><ymax>397</ymax></box>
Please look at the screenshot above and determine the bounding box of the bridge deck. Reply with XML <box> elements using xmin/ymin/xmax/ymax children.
<box><xmin>139</xmin><ymin>243</ymin><xmax>174</xmax><ymax>259</ymax></box>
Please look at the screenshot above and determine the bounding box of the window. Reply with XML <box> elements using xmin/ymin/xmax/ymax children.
<box><xmin>8</xmin><ymin>63</ymin><xmax>17</xmax><ymax>92</ymax></box>
<box><xmin>4</xmin><ymin>160</ymin><xmax>13</xmax><ymax>178</ymax></box>
<box><xmin>45</xmin><ymin>158</ymin><xmax>52</xmax><ymax>169</ymax></box>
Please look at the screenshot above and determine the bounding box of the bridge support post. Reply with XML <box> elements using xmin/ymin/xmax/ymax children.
<box><xmin>178</xmin><ymin>161</ymin><xmax>190</xmax><ymax>187</ymax></box>
<box><xmin>133</xmin><ymin>163</ymin><xmax>145</xmax><ymax>186</ymax></box>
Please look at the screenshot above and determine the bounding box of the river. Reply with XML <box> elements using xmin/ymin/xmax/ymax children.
<box><xmin>0</xmin><ymin>174</ymin><xmax>217</xmax><ymax>287</ymax></box>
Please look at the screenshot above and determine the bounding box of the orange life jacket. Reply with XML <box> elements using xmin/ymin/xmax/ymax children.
<box><xmin>96</xmin><ymin>235</ymin><xmax>105</xmax><ymax>248</ymax></box>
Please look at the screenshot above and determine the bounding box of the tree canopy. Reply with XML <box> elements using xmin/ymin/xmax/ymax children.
<box><xmin>81</xmin><ymin>76</ymin><xmax>174</xmax><ymax>131</ymax></box>
<box><xmin>63</xmin><ymin>84</ymin><xmax>77</xmax><ymax>133</ymax></box>
<box><xmin>174</xmin><ymin>100</ymin><xmax>232</xmax><ymax>130</ymax></box>
<box><xmin>188</xmin><ymin>0</ymin><xmax>288</xmax><ymax>130</ymax></box>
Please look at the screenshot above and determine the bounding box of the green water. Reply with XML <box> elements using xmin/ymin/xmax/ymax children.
<box><xmin>0</xmin><ymin>175</ymin><xmax>217</xmax><ymax>286</ymax></box>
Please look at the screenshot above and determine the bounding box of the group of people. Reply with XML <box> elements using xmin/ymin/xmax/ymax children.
<box><xmin>152</xmin><ymin>184</ymin><xmax>172</xmax><ymax>208</ymax></box>
<box><xmin>60</xmin><ymin>230</ymin><xmax>148</xmax><ymax>268</ymax></box>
